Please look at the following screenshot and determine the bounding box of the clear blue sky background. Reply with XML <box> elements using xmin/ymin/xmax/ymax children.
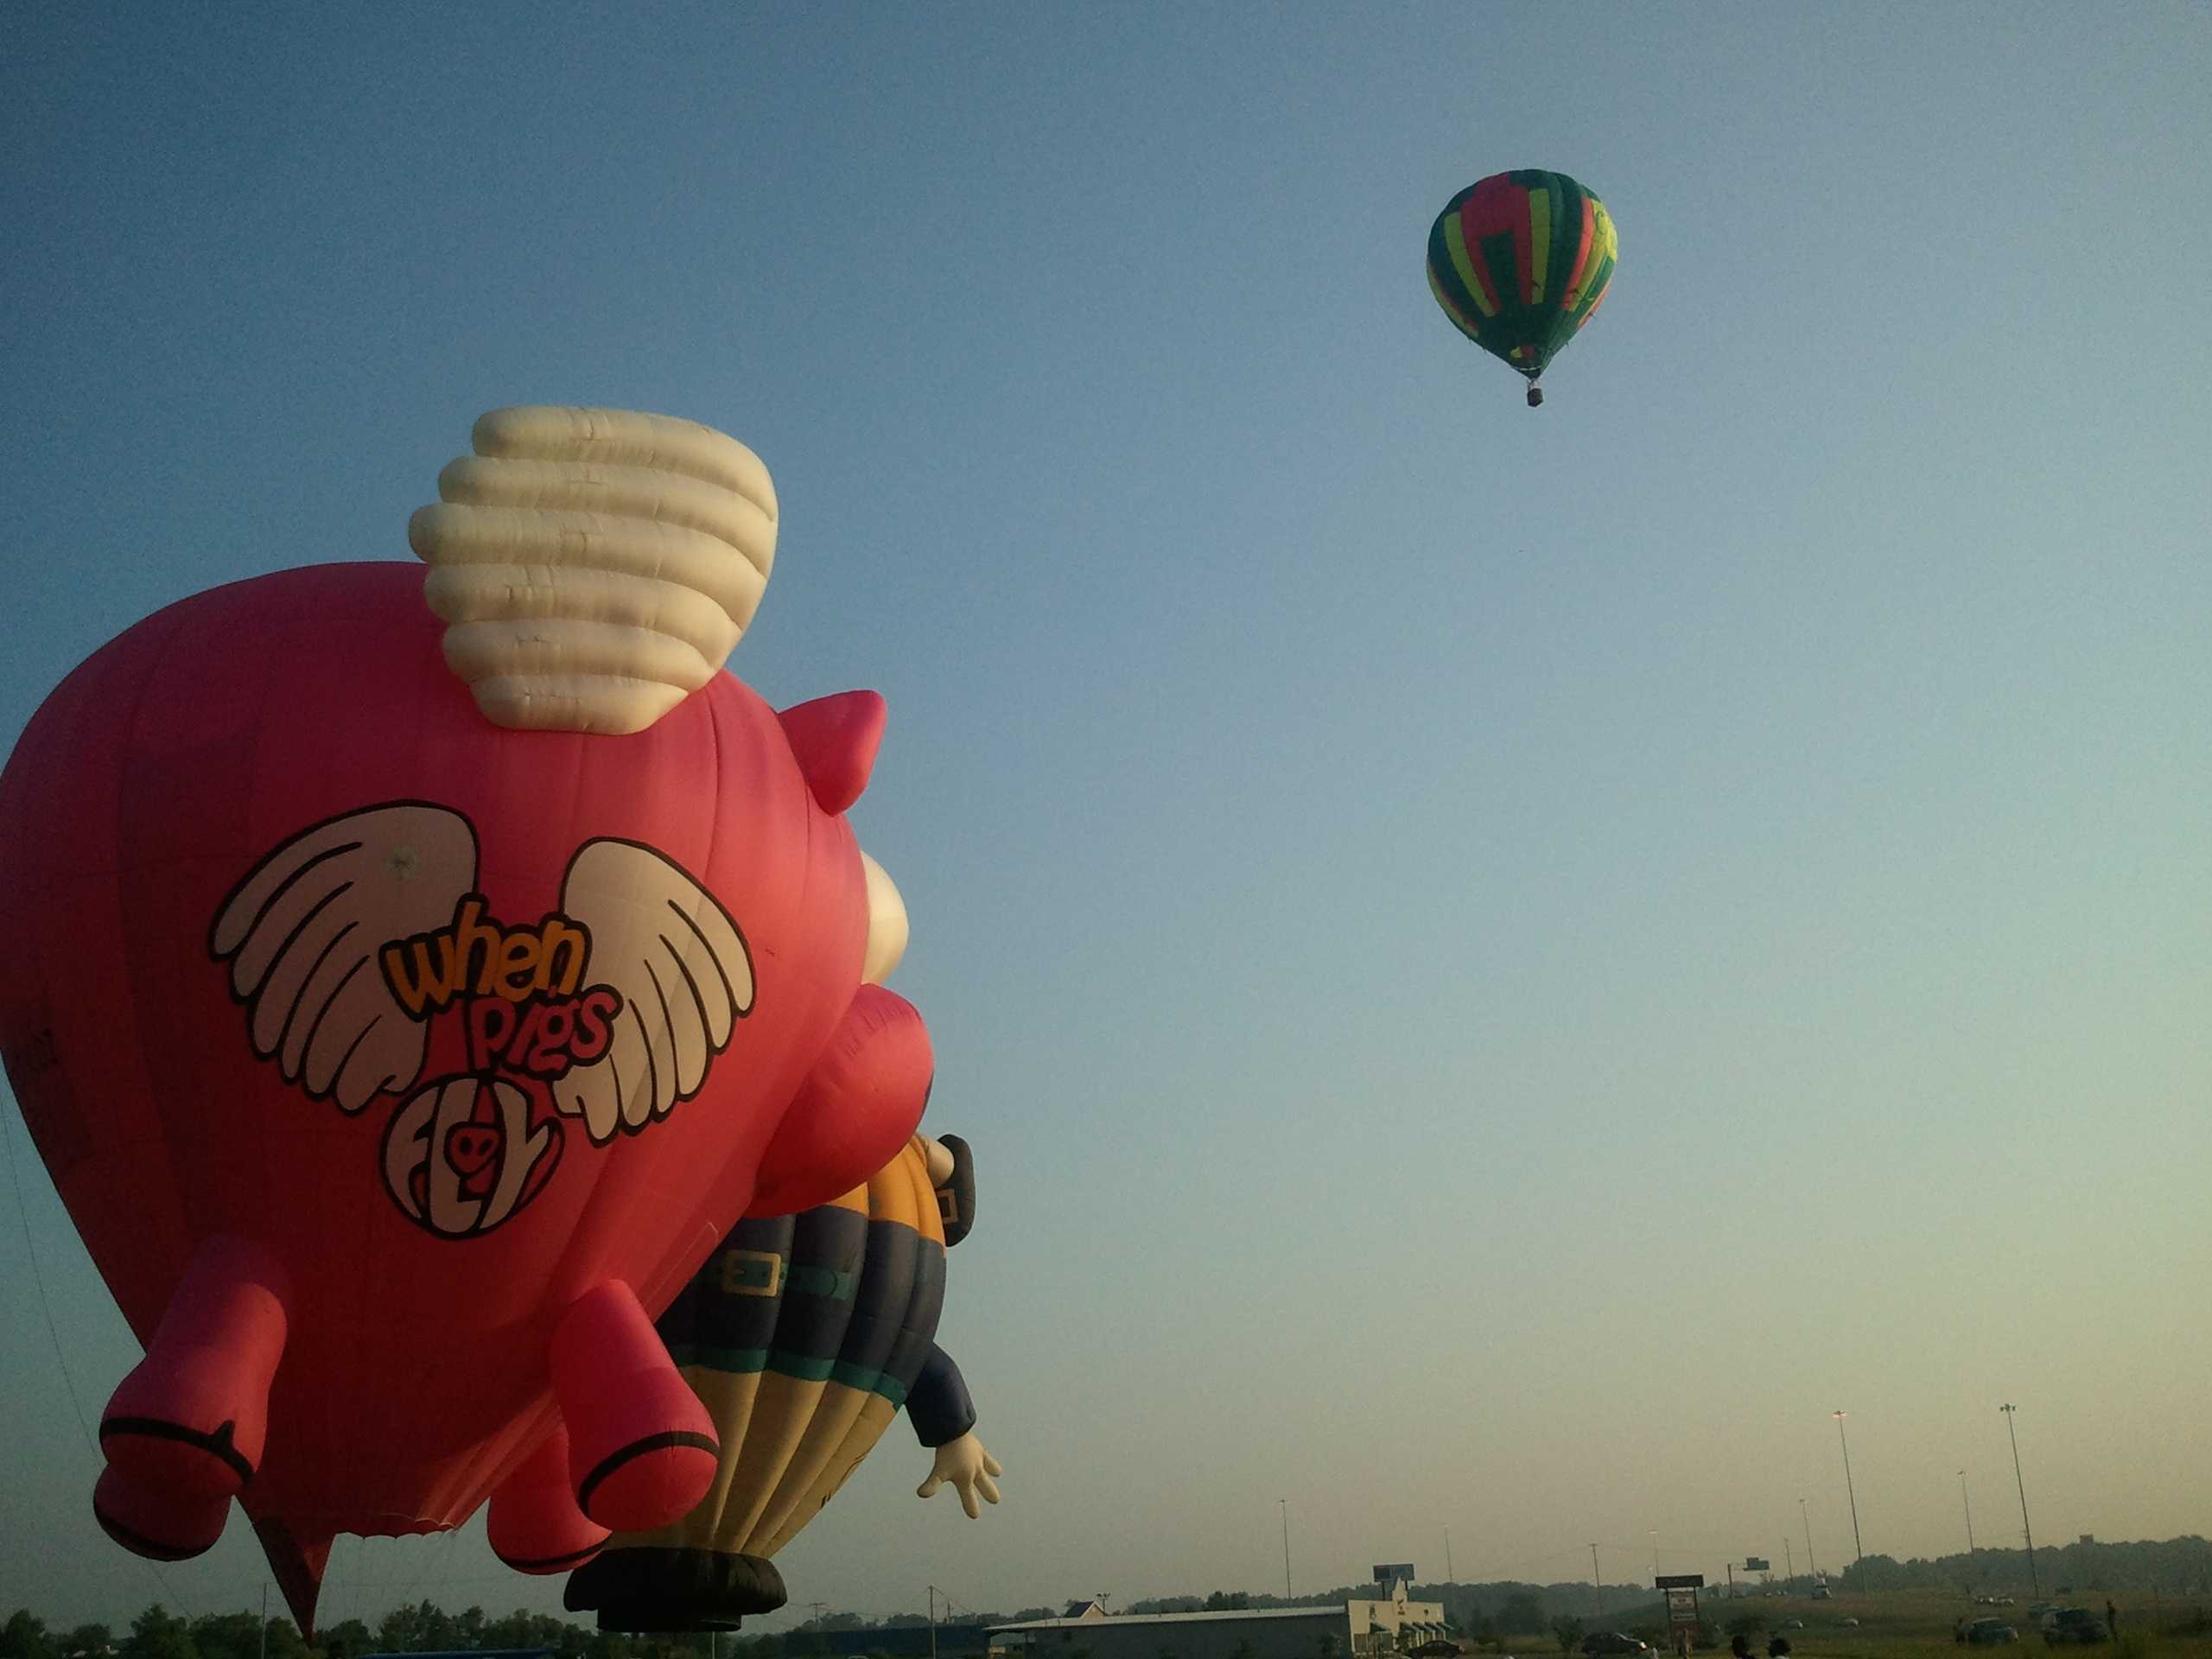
<box><xmin>3</xmin><ymin>0</ymin><xmax>2209</xmax><ymax>1632</ymax></box>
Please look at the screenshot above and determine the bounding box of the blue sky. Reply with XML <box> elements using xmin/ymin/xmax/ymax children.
<box><xmin>3</xmin><ymin>0</ymin><xmax>2209</xmax><ymax>1631</ymax></box>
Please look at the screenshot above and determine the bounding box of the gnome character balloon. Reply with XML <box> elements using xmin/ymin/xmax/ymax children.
<box><xmin>0</xmin><ymin>407</ymin><xmax>933</xmax><ymax>1631</ymax></box>
<box><xmin>564</xmin><ymin>1131</ymin><xmax>1001</xmax><ymax>1630</ymax></box>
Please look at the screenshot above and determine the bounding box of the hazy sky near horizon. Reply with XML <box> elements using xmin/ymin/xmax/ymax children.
<box><xmin>3</xmin><ymin>0</ymin><xmax>2209</xmax><ymax>1633</ymax></box>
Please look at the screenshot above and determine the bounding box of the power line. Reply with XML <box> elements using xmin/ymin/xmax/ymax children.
<box><xmin>3</xmin><ymin>1098</ymin><xmax>190</xmax><ymax>1613</ymax></box>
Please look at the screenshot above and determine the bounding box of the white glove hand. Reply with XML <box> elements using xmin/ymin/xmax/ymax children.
<box><xmin>917</xmin><ymin>1431</ymin><xmax>1004</xmax><ymax>1518</ymax></box>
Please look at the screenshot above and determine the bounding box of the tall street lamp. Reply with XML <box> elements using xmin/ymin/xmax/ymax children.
<box><xmin>1833</xmin><ymin>1411</ymin><xmax>1865</xmax><ymax>1576</ymax></box>
<box><xmin>1959</xmin><ymin>1471</ymin><xmax>1976</xmax><ymax>1558</ymax></box>
<box><xmin>2001</xmin><ymin>1405</ymin><xmax>2039</xmax><ymax>1597</ymax></box>
<box><xmin>1281</xmin><ymin>1497</ymin><xmax>1293</xmax><ymax>1599</ymax></box>
<box><xmin>1800</xmin><ymin>1497</ymin><xmax>1818</xmax><ymax>1582</ymax></box>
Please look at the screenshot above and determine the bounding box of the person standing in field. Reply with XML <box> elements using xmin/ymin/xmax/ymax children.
<box><xmin>2106</xmin><ymin>1602</ymin><xmax>2118</xmax><ymax>1637</ymax></box>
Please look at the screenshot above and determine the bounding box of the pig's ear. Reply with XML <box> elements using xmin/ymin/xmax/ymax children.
<box><xmin>778</xmin><ymin>690</ymin><xmax>886</xmax><ymax>814</ymax></box>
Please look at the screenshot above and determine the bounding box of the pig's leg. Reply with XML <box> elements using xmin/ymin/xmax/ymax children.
<box><xmin>551</xmin><ymin>1281</ymin><xmax>717</xmax><ymax>1531</ymax></box>
<box><xmin>488</xmin><ymin>1416</ymin><xmax>610</xmax><ymax>1573</ymax></box>
<box><xmin>100</xmin><ymin>1235</ymin><xmax>289</xmax><ymax>1503</ymax></box>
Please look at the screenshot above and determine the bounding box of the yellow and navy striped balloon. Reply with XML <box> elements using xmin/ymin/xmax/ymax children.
<box><xmin>1427</xmin><ymin>169</ymin><xmax>1617</xmax><ymax>400</ymax></box>
<box><xmin>565</xmin><ymin>1135</ymin><xmax>966</xmax><ymax>1630</ymax></box>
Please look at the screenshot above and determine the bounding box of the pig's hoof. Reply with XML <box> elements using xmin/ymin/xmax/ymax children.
<box><xmin>490</xmin><ymin>1422</ymin><xmax>609</xmax><ymax>1573</ymax></box>
<box><xmin>93</xmin><ymin>1464</ymin><xmax>229</xmax><ymax>1560</ymax></box>
<box><xmin>552</xmin><ymin>1280</ymin><xmax>721</xmax><ymax>1531</ymax></box>
<box><xmin>99</xmin><ymin>1234</ymin><xmax>287</xmax><ymax>1499</ymax></box>
<box><xmin>575</xmin><ymin>1430</ymin><xmax>720</xmax><ymax>1533</ymax></box>
<box><xmin>99</xmin><ymin>1413</ymin><xmax>257</xmax><ymax>1499</ymax></box>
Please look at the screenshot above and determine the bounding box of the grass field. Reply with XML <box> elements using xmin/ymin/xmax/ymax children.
<box><xmin>1541</xmin><ymin>1592</ymin><xmax>2212</xmax><ymax>1659</ymax></box>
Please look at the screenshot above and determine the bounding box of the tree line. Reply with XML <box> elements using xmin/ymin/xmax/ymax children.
<box><xmin>8</xmin><ymin>1539</ymin><xmax>2204</xmax><ymax>1659</ymax></box>
<box><xmin>1827</xmin><ymin>1536</ymin><xmax>2212</xmax><ymax>1596</ymax></box>
<box><xmin>0</xmin><ymin>1605</ymin><xmax>779</xmax><ymax>1659</ymax></box>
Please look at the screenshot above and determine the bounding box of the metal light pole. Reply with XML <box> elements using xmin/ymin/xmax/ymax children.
<box><xmin>1800</xmin><ymin>1497</ymin><xmax>1818</xmax><ymax>1581</ymax></box>
<box><xmin>1960</xmin><ymin>1471</ymin><xmax>1976</xmax><ymax>1557</ymax></box>
<box><xmin>1833</xmin><ymin>1412</ymin><xmax>1864</xmax><ymax>1576</ymax></box>
<box><xmin>1446</xmin><ymin>1525</ymin><xmax>1453</xmax><ymax>1583</ymax></box>
<box><xmin>1281</xmin><ymin>1497</ymin><xmax>1293</xmax><ymax>1599</ymax></box>
<box><xmin>2001</xmin><ymin>1405</ymin><xmax>2039</xmax><ymax>1597</ymax></box>
<box><xmin>1784</xmin><ymin>1539</ymin><xmax>1794</xmax><ymax>1584</ymax></box>
<box><xmin>1591</xmin><ymin>1544</ymin><xmax>1603</xmax><ymax>1616</ymax></box>
<box><xmin>1649</xmin><ymin>1529</ymin><xmax>1659</xmax><ymax>1580</ymax></box>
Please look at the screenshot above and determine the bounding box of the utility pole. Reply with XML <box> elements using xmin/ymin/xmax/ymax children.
<box><xmin>1800</xmin><ymin>1497</ymin><xmax>1818</xmax><ymax>1581</ymax></box>
<box><xmin>1649</xmin><ymin>1530</ymin><xmax>1659</xmax><ymax>1580</ymax></box>
<box><xmin>1281</xmin><ymin>1498</ymin><xmax>1293</xmax><ymax>1599</ymax></box>
<box><xmin>1960</xmin><ymin>1471</ymin><xmax>1976</xmax><ymax>1558</ymax></box>
<box><xmin>1784</xmin><ymin>1540</ymin><xmax>1794</xmax><ymax>1584</ymax></box>
<box><xmin>1833</xmin><ymin>1412</ymin><xmax>1865</xmax><ymax>1577</ymax></box>
<box><xmin>2001</xmin><ymin>1404</ymin><xmax>2039</xmax><ymax>1597</ymax></box>
<box><xmin>1590</xmin><ymin>1545</ymin><xmax>1603</xmax><ymax>1616</ymax></box>
<box><xmin>257</xmin><ymin>1584</ymin><xmax>268</xmax><ymax>1659</ymax></box>
<box><xmin>1446</xmin><ymin>1525</ymin><xmax>1453</xmax><ymax>1583</ymax></box>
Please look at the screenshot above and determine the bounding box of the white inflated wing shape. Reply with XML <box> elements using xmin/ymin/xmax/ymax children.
<box><xmin>408</xmin><ymin>405</ymin><xmax>779</xmax><ymax>735</ymax></box>
<box><xmin>208</xmin><ymin>804</ymin><xmax>478</xmax><ymax>1112</ymax></box>
<box><xmin>552</xmin><ymin>838</ymin><xmax>755</xmax><ymax>1142</ymax></box>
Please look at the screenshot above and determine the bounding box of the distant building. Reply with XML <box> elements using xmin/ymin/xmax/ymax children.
<box><xmin>990</xmin><ymin>1583</ymin><xmax>1446</xmax><ymax>1659</ymax></box>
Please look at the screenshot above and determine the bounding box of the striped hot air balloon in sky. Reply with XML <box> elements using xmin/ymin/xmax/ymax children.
<box><xmin>1426</xmin><ymin>168</ymin><xmax>1618</xmax><ymax>407</ymax></box>
<box><xmin>563</xmin><ymin>1132</ymin><xmax>995</xmax><ymax>1631</ymax></box>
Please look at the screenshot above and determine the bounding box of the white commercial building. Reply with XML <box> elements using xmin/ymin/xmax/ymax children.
<box><xmin>991</xmin><ymin>1585</ymin><xmax>1448</xmax><ymax>1659</ymax></box>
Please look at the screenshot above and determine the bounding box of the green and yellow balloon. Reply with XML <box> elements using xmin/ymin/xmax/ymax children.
<box><xmin>1427</xmin><ymin>168</ymin><xmax>1617</xmax><ymax>407</ymax></box>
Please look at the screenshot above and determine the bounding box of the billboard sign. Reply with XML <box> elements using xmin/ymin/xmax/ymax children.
<box><xmin>1656</xmin><ymin>1577</ymin><xmax>1702</xmax><ymax>1637</ymax></box>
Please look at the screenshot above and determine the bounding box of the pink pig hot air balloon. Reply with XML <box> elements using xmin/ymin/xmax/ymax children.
<box><xmin>0</xmin><ymin>406</ymin><xmax>933</xmax><ymax>1631</ymax></box>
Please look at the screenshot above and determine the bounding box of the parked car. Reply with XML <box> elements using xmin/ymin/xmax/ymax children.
<box><xmin>1840</xmin><ymin>1619</ymin><xmax>1861</xmax><ymax>1629</ymax></box>
<box><xmin>1411</xmin><ymin>1643</ymin><xmax>1460</xmax><ymax>1656</ymax></box>
<box><xmin>2044</xmin><ymin>1611</ymin><xmax>2109</xmax><ymax>1646</ymax></box>
<box><xmin>1581</xmin><ymin>1635</ymin><xmax>1655</xmax><ymax>1657</ymax></box>
<box><xmin>1962</xmin><ymin>1620</ymin><xmax>2020</xmax><ymax>1646</ymax></box>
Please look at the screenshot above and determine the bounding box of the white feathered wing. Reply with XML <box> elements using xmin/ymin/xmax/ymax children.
<box><xmin>208</xmin><ymin>803</ymin><xmax>478</xmax><ymax>1111</ymax></box>
<box><xmin>550</xmin><ymin>838</ymin><xmax>754</xmax><ymax>1143</ymax></box>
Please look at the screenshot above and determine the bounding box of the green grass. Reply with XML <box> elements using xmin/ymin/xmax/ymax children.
<box><xmin>1595</xmin><ymin>1592</ymin><xmax>2212</xmax><ymax>1659</ymax></box>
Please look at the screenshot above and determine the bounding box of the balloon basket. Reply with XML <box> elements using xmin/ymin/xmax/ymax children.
<box><xmin>566</xmin><ymin>1544</ymin><xmax>787</xmax><ymax>1631</ymax></box>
